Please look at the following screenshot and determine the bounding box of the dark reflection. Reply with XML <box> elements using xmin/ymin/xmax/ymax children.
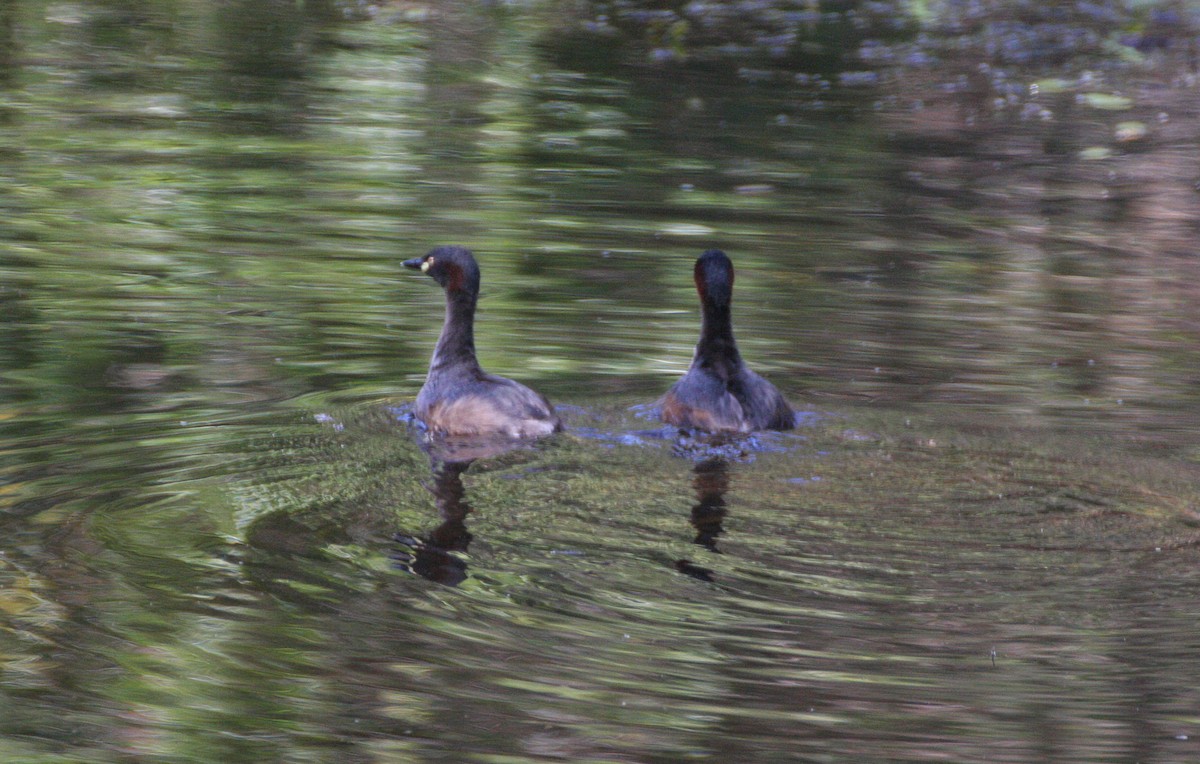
<box><xmin>202</xmin><ymin>0</ymin><xmax>327</xmax><ymax>135</ymax></box>
<box><xmin>393</xmin><ymin>459</ymin><xmax>474</xmax><ymax>587</ymax></box>
<box><xmin>689</xmin><ymin>457</ymin><xmax>729</xmax><ymax>552</ymax></box>
<box><xmin>0</xmin><ymin>2</ymin><xmax>15</xmax><ymax>89</ymax></box>
<box><xmin>72</xmin><ymin>0</ymin><xmax>176</xmax><ymax>90</ymax></box>
<box><xmin>392</xmin><ymin>434</ymin><xmax>538</xmax><ymax>586</ymax></box>
<box><xmin>674</xmin><ymin>452</ymin><xmax>733</xmax><ymax>582</ymax></box>
<box><xmin>670</xmin><ymin>430</ymin><xmax>781</xmax><ymax>580</ymax></box>
<box><xmin>564</xmin><ymin>0</ymin><xmax>912</xmax><ymax>73</ymax></box>
<box><xmin>0</xmin><ymin>281</ymin><xmax>37</xmax><ymax>379</ymax></box>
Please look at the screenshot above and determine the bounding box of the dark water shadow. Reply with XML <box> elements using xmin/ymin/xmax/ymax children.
<box><xmin>391</xmin><ymin>431</ymin><xmax>546</xmax><ymax>587</ymax></box>
<box><xmin>666</xmin><ymin>425</ymin><xmax>810</xmax><ymax>583</ymax></box>
<box><xmin>392</xmin><ymin>459</ymin><xmax>474</xmax><ymax>587</ymax></box>
<box><xmin>688</xmin><ymin>457</ymin><xmax>730</xmax><ymax>553</ymax></box>
<box><xmin>384</xmin><ymin>401</ymin><xmax>821</xmax><ymax>587</ymax></box>
<box><xmin>675</xmin><ymin>456</ymin><xmax>730</xmax><ymax>582</ymax></box>
<box><xmin>566</xmin><ymin>401</ymin><xmax>819</xmax><ymax>584</ymax></box>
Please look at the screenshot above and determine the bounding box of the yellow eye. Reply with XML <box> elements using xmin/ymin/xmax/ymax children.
<box><xmin>421</xmin><ymin>257</ymin><xmax>433</xmax><ymax>273</ymax></box>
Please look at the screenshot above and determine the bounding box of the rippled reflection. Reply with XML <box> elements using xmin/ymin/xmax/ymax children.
<box><xmin>672</xmin><ymin>456</ymin><xmax>729</xmax><ymax>581</ymax></box>
<box><xmin>5</xmin><ymin>1</ymin><xmax>1200</xmax><ymax>761</ymax></box>
<box><xmin>393</xmin><ymin>459</ymin><xmax>475</xmax><ymax>587</ymax></box>
<box><xmin>688</xmin><ymin>457</ymin><xmax>729</xmax><ymax>553</ymax></box>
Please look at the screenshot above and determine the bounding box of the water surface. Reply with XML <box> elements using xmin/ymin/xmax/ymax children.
<box><xmin>3</xmin><ymin>3</ymin><xmax>1200</xmax><ymax>762</ymax></box>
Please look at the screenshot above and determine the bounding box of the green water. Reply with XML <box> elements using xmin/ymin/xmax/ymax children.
<box><xmin>4</xmin><ymin>2</ymin><xmax>1200</xmax><ymax>762</ymax></box>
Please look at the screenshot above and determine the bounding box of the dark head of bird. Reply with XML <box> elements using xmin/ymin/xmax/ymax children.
<box><xmin>403</xmin><ymin>245</ymin><xmax>482</xmax><ymax>297</ymax></box>
<box><xmin>694</xmin><ymin>248</ymin><xmax>734</xmax><ymax>310</ymax></box>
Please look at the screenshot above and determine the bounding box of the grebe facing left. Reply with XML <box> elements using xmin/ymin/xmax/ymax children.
<box><xmin>403</xmin><ymin>246</ymin><xmax>562</xmax><ymax>439</ymax></box>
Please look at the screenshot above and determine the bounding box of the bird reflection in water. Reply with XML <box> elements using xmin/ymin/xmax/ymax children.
<box><xmin>392</xmin><ymin>435</ymin><xmax>536</xmax><ymax>586</ymax></box>
<box><xmin>689</xmin><ymin>457</ymin><xmax>729</xmax><ymax>551</ymax></box>
<box><xmin>675</xmin><ymin>456</ymin><xmax>731</xmax><ymax>582</ymax></box>
<box><xmin>392</xmin><ymin>458</ymin><xmax>474</xmax><ymax>586</ymax></box>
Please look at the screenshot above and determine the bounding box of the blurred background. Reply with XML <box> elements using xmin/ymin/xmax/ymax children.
<box><xmin>4</xmin><ymin>0</ymin><xmax>1200</xmax><ymax>426</ymax></box>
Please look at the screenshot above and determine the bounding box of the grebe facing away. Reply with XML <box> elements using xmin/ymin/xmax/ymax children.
<box><xmin>403</xmin><ymin>246</ymin><xmax>562</xmax><ymax>439</ymax></box>
<box><xmin>660</xmin><ymin>249</ymin><xmax>796</xmax><ymax>433</ymax></box>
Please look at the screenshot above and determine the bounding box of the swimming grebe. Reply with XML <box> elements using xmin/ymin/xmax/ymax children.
<box><xmin>403</xmin><ymin>246</ymin><xmax>563</xmax><ymax>438</ymax></box>
<box><xmin>660</xmin><ymin>249</ymin><xmax>795</xmax><ymax>432</ymax></box>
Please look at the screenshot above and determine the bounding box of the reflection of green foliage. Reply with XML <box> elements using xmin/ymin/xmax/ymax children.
<box><xmin>0</xmin><ymin>0</ymin><xmax>876</xmax><ymax>420</ymax></box>
<box><xmin>3</xmin><ymin>3</ymin><xmax>1200</xmax><ymax>758</ymax></box>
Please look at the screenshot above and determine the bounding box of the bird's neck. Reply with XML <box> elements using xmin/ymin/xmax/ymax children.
<box><xmin>694</xmin><ymin>301</ymin><xmax>742</xmax><ymax>378</ymax></box>
<box><xmin>430</xmin><ymin>289</ymin><xmax>482</xmax><ymax>375</ymax></box>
